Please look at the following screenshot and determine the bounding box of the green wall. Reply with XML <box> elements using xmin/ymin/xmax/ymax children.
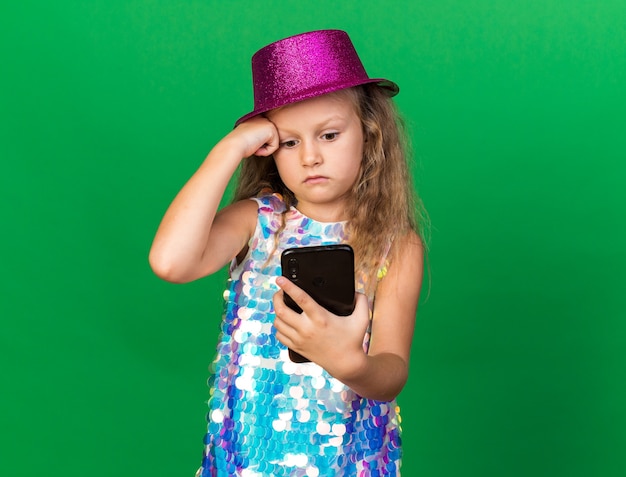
<box><xmin>2</xmin><ymin>1</ymin><xmax>625</xmax><ymax>476</ymax></box>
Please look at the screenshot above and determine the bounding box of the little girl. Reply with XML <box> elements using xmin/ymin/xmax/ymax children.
<box><xmin>150</xmin><ymin>30</ymin><xmax>425</xmax><ymax>477</ymax></box>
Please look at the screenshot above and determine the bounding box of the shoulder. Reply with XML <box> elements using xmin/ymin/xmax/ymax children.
<box><xmin>394</xmin><ymin>230</ymin><xmax>424</xmax><ymax>258</ymax></box>
<box><xmin>216</xmin><ymin>197</ymin><xmax>258</xmax><ymax>216</ymax></box>
<box><xmin>216</xmin><ymin>193</ymin><xmax>288</xmax><ymax>244</ymax></box>
<box><xmin>218</xmin><ymin>192</ymin><xmax>285</xmax><ymax>222</ymax></box>
<box><xmin>380</xmin><ymin>231</ymin><xmax>424</xmax><ymax>292</ymax></box>
<box><xmin>213</xmin><ymin>198</ymin><xmax>259</xmax><ymax>239</ymax></box>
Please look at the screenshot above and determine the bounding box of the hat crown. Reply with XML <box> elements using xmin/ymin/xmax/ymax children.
<box><xmin>235</xmin><ymin>30</ymin><xmax>398</xmax><ymax>126</ymax></box>
<box><xmin>252</xmin><ymin>30</ymin><xmax>367</xmax><ymax>109</ymax></box>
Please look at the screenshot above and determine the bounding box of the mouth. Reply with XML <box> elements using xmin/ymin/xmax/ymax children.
<box><xmin>304</xmin><ymin>175</ymin><xmax>328</xmax><ymax>184</ymax></box>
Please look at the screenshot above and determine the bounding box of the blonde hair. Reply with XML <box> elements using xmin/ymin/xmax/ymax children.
<box><xmin>233</xmin><ymin>85</ymin><xmax>427</xmax><ymax>288</ymax></box>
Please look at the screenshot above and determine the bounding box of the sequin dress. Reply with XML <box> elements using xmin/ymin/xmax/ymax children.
<box><xmin>197</xmin><ymin>194</ymin><xmax>402</xmax><ymax>477</ymax></box>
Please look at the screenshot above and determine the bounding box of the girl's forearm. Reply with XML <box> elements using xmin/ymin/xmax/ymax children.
<box><xmin>334</xmin><ymin>352</ymin><xmax>408</xmax><ymax>402</ymax></box>
<box><xmin>149</xmin><ymin>137</ymin><xmax>244</xmax><ymax>282</ymax></box>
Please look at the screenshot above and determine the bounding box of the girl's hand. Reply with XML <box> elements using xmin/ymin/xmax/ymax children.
<box><xmin>273</xmin><ymin>276</ymin><xmax>370</xmax><ymax>381</ymax></box>
<box><xmin>224</xmin><ymin>116</ymin><xmax>280</xmax><ymax>158</ymax></box>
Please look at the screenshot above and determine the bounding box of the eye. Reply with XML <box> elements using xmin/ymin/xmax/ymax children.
<box><xmin>280</xmin><ymin>139</ymin><xmax>298</xmax><ymax>148</ymax></box>
<box><xmin>321</xmin><ymin>132</ymin><xmax>339</xmax><ymax>141</ymax></box>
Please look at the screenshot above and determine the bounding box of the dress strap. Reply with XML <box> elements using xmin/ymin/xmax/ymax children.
<box><xmin>376</xmin><ymin>238</ymin><xmax>394</xmax><ymax>281</ymax></box>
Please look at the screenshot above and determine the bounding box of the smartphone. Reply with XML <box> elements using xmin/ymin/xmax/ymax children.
<box><xmin>280</xmin><ymin>244</ymin><xmax>356</xmax><ymax>363</ymax></box>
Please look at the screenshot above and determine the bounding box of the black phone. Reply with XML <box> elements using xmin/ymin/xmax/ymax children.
<box><xmin>280</xmin><ymin>244</ymin><xmax>356</xmax><ymax>363</ymax></box>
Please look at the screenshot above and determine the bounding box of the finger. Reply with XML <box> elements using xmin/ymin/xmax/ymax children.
<box><xmin>352</xmin><ymin>292</ymin><xmax>371</xmax><ymax>332</ymax></box>
<box><xmin>273</xmin><ymin>288</ymin><xmax>304</xmax><ymax>331</ymax></box>
<box><xmin>272</xmin><ymin>289</ymin><xmax>289</xmax><ymax>317</ymax></box>
<box><xmin>254</xmin><ymin>138</ymin><xmax>278</xmax><ymax>156</ymax></box>
<box><xmin>272</xmin><ymin>290</ymin><xmax>300</xmax><ymax>347</ymax></box>
<box><xmin>273</xmin><ymin>317</ymin><xmax>295</xmax><ymax>346</ymax></box>
<box><xmin>275</xmin><ymin>276</ymin><xmax>316</xmax><ymax>315</ymax></box>
<box><xmin>235</xmin><ymin>117</ymin><xmax>279</xmax><ymax>157</ymax></box>
<box><xmin>254</xmin><ymin>123</ymin><xmax>280</xmax><ymax>156</ymax></box>
<box><xmin>353</xmin><ymin>292</ymin><xmax>369</xmax><ymax>314</ymax></box>
<box><xmin>273</xmin><ymin>316</ymin><xmax>298</xmax><ymax>349</ymax></box>
<box><xmin>272</xmin><ymin>289</ymin><xmax>300</xmax><ymax>326</ymax></box>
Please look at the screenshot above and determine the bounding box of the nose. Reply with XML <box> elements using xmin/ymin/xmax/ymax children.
<box><xmin>300</xmin><ymin>140</ymin><xmax>322</xmax><ymax>167</ymax></box>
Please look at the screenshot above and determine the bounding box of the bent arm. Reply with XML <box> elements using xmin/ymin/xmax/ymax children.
<box><xmin>339</xmin><ymin>233</ymin><xmax>424</xmax><ymax>400</ymax></box>
<box><xmin>149</xmin><ymin>118</ymin><xmax>279</xmax><ymax>283</ymax></box>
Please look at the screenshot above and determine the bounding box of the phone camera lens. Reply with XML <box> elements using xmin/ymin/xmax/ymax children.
<box><xmin>288</xmin><ymin>258</ymin><xmax>299</xmax><ymax>279</ymax></box>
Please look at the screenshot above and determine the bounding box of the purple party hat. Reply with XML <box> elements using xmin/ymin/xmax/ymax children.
<box><xmin>235</xmin><ymin>30</ymin><xmax>399</xmax><ymax>126</ymax></box>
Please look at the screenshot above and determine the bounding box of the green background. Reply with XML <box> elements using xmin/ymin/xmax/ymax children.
<box><xmin>2</xmin><ymin>1</ymin><xmax>625</xmax><ymax>476</ymax></box>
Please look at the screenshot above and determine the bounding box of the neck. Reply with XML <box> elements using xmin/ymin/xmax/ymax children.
<box><xmin>295</xmin><ymin>202</ymin><xmax>348</xmax><ymax>223</ymax></box>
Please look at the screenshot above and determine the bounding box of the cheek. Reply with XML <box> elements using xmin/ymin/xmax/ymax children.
<box><xmin>335</xmin><ymin>158</ymin><xmax>362</xmax><ymax>188</ymax></box>
<box><xmin>273</xmin><ymin>156</ymin><xmax>297</xmax><ymax>184</ymax></box>
<box><xmin>348</xmin><ymin>163</ymin><xmax>363</xmax><ymax>185</ymax></box>
<box><xmin>343</xmin><ymin>143</ymin><xmax>364</xmax><ymax>180</ymax></box>
<box><xmin>272</xmin><ymin>153</ymin><xmax>287</xmax><ymax>173</ymax></box>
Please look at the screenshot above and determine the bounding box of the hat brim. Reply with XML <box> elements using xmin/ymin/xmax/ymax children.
<box><xmin>234</xmin><ymin>78</ymin><xmax>399</xmax><ymax>127</ymax></box>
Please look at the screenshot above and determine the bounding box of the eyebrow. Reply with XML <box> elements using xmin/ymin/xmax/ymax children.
<box><xmin>274</xmin><ymin>115</ymin><xmax>347</xmax><ymax>135</ymax></box>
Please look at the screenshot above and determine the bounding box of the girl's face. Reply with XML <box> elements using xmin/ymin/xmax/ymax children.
<box><xmin>267</xmin><ymin>91</ymin><xmax>363</xmax><ymax>222</ymax></box>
